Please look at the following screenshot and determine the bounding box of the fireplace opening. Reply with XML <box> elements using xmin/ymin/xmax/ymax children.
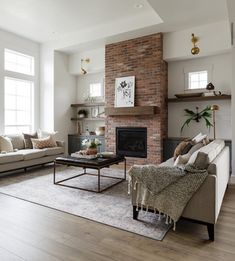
<box><xmin>116</xmin><ymin>127</ymin><xmax>147</xmax><ymax>158</ymax></box>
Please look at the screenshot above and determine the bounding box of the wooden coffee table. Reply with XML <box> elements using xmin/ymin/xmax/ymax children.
<box><xmin>54</xmin><ymin>155</ymin><xmax>126</xmax><ymax>193</ymax></box>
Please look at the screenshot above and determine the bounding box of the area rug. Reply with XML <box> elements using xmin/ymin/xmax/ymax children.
<box><xmin>0</xmin><ymin>165</ymin><xmax>172</xmax><ymax>240</ymax></box>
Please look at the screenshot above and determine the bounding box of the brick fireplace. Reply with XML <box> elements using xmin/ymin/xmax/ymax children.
<box><xmin>105</xmin><ymin>33</ymin><xmax>168</xmax><ymax>165</ymax></box>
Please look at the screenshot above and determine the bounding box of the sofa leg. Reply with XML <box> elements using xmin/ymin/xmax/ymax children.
<box><xmin>207</xmin><ymin>224</ymin><xmax>214</xmax><ymax>241</ymax></box>
<box><xmin>24</xmin><ymin>168</ymin><xmax>27</xmax><ymax>173</ymax></box>
<box><xmin>133</xmin><ymin>206</ymin><xmax>139</xmax><ymax>220</ymax></box>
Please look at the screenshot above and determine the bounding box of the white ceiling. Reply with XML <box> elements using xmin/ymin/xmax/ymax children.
<box><xmin>0</xmin><ymin>0</ymin><xmax>229</xmax><ymax>46</ymax></box>
<box><xmin>0</xmin><ymin>0</ymin><xmax>162</xmax><ymax>43</ymax></box>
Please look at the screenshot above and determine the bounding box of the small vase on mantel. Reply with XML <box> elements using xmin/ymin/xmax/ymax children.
<box><xmin>86</xmin><ymin>148</ymin><xmax>97</xmax><ymax>155</ymax></box>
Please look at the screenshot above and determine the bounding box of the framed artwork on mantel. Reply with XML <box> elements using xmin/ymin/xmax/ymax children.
<box><xmin>115</xmin><ymin>76</ymin><xmax>135</xmax><ymax>107</ymax></box>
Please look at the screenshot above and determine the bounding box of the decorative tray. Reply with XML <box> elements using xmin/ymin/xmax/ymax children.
<box><xmin>100</xmin><ymin>152</ymin><xmax>115</xmax><ymax>158</ymax></box>
<box><xmin>175</xmin><ymin>92</ymin><xmax>203</xmax><ymax>98</ymax></box>
<box><xmin>71</xmin><ymin>153</ymin><xmax>97</xmax><ymax>159</ymax></box>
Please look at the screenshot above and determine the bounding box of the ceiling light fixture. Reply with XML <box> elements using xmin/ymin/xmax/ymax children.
<box><xmin>191</xmin><ymin>33</ymin><xmax>200</xmax><ymax>55</ymax></box>
<box><xmin>81</xmin><ymin>58</ymin><xmax>90</xmax><ymax>75</ymax></box>
<box><xmin>134</xmin><ymin>3</ymin><xmax>143</xmax><ymax>9</ymax></box>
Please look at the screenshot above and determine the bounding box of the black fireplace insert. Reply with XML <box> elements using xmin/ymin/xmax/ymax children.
<box><xmin>116</xmin><ymin>127</ymin><xmax>147</xmax><ymax>158</ymax></box>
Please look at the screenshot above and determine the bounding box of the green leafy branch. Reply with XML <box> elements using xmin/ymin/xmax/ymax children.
<box><xmin>181</xmin><ymin>106</ymin><xmax>213</xmax><ymax>133</ymax></box>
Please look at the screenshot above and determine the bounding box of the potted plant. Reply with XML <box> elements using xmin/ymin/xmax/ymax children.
<box><xmin>82</xmin><ymin>138</ymin><xmax>101</xmax><ymax>155</ymax></box>
<box><xmin>78</xmin><ymin>109</ymin><xmax>88</xmax><ymax>118</ymax></box>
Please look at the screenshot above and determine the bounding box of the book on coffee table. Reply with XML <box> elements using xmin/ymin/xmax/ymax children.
<box><xmin>71</xmin><ymin>152</ymin><xmax>97</xmax><ymax>159</ymax></box>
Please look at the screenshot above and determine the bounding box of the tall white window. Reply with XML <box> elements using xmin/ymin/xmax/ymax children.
<box><xmin>4</xmin><ymin>49</ymin><xmax>35</xmax><ymax>134</ymax></box>
<box><xmin>188</xmin><ymin>70</ymin><xmax>208</xmax><ymax>89</ymax></box>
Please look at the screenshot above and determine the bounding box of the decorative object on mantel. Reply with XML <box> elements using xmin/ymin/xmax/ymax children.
<box><xmin>191</xmin><ymin>33</ymin><xmax>200</xmax><ymax>55</ymax></box>
<box><xmin>77</xmin><ymin>109</ymin><xmax>88</xmax><ymax>118</ymax></box>
<box><xmin>81</xmin><ymin>58</ymin><xmax>90</xmax><ymax>75</ymax></box>
<box><xmin>115</xmin><ymin>76</ymin><xmax>135</xmax><ymax>107</ymax></box>
<box><xmin>175</xmin><ymin>92</ymin><xmax>203</xmax><ymax>98</ymax></box>
<box><xmin>181</xmin><ymin>106</ymin><xmax>213</xmax><ymax>133</ymax></box>
<box><xmin>211</xmin><ymin>105</ymin><xmax>219</xmax><ymax>140</ymax></box>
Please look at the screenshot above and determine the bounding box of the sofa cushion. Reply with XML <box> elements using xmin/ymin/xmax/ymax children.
<box><xmin>17</xmin><ymin>149</ymin><xmax>46</xmax><ymax>160</ymax></box>
<box><xmin>23</xmin><ymin>132</ymin><xmax>38</xmax><ymax>149</ymax></box>
<box><xmin>5</xmin><ymin>134</ymin><xmax>25</xmax><ymax>150</ymax></box>
<box><xmin>0</xmin><ymin>152</ymin><xmax>24</xmax><ymax>164</ymax></box>
<box><xmin>43</xmin><ymin>147</ymin><xmax>64</xmax><ymax>156</ymax></box>
<box><xmin>188</xmin><ymin>139</ymin><xmax>225</xmax><ymax>165</ymax></box>
<box><xmin>0</xmin><ymin>136</ymin><xmax>13</xmax><ymax>153</ymax></box>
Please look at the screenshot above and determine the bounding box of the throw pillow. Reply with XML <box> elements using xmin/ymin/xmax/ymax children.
<box><xmin>193</xmin><ymin>152</ymin><xmax>210</xmax><ymax>170</ymax></box>
<box><xmin>187</xmin><ymin>142</ymin><xmax>204</xmax><ymax>155</ymax></box>
<box><xmin>188</xmin><ymin>139</ymin><xmax>225</xmax><ymax>165</ymax></box>
<box><xmin>173</xmin><ymin>140</ymin><xmax>191</xmax><ymax>161</ymax></box>
<box><xmin>37</xmin><ymin>129</ymin><xmax>58</xmax><ymax>142</ymax></box>
<box><xmin>0</xmin><ymin>136</ymin><xmax>14</xmax><ymax>153</ymax></box>
<box><xmin>174</xmin><ymin>154</ymin><xmax>191</xmax><ymax>166</ymax></box>
<box><xmin>31</xmin><ymin>136</ymin><xmax>57</xmax><ymax>149</ymax></box>
<box><xmin>192</xmin><ymin>133</ymin><xmax>208</xmax><ymax>144</ymax></box>
<box><xmin>5</xmin><ymin>134</ymin><xmax>25</xmax><ymax>150</ymax></box>
<box><xmin>23</xmin><ymin>132</ymin><xmax>38</xmax><ymax>149</ymax></box>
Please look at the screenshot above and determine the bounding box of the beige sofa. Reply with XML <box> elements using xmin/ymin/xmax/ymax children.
<box><xmin>0</xmin><ymin>134</ymin><xmax>65</xmax><ymax>175</ymax></box>
<box><xmin>131</xmin><ymin>140</ymin><xmax>230</xmax><ymax>241</ymax></box>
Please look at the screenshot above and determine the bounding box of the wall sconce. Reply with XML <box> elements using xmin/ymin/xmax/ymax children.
<box><xmin>211</xmin><ymin>104</ymin><xmax>219</xmax><ymax>140</ymax></box>
<box><xmin>81</xmin><ymin>58</ymin><xmax>90</xmax><ymax>74</ymax></box>
<box><xmin>191</xmin><ymin>33</ymin><xmax>200</xmax><ymax>55</ymax></box>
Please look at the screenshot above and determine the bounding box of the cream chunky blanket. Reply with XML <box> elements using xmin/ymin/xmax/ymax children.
<box><xmin>128</xmin><ymin>164</ymin><xmax>208</xmax><ymax>230</ymax></box>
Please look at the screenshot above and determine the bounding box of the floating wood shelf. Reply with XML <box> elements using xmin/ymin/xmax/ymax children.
<box><xmin>71</xmin><ymin>117</ymin><xmax>105</xmax><ymax>121</ymax></box>
<box><xmin>167</xmin><ymin>95</ymin><xmax>231</xmax><ymax>103</ymax></box>
<box><xmin>71</xmin><ymin>102</ymin><xmax>105</xmax><ymax>107</ymax></box>
<box><xmin>105</xmin><ymin>106</ymin><xmax>159</xmax><ymax>116</ymax></box>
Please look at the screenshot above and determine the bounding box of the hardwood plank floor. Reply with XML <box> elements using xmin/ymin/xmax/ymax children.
<box><xmin>0</xmin><ymin>186</ymin><xmax>234</xmax><ymax>261</ymax></box>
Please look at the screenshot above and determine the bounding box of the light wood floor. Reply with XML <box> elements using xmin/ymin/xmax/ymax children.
<box><xmin>0</xmin><ymin>186</ymin><xmax>234</xmax><ymax>261</ymax></box>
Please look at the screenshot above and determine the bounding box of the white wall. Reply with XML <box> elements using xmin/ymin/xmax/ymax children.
<box><xmin>164</xmin><ymin>20</ymin><xmax>231</xmax><ymax>61</ymax></box>
<box><xmin>69</xmin><ymin>47</ymin><xmax>105</xmax><ymax>75</ymax></box>
<box><xmin>76</xmin><ymin>72</ymin><xmax>104</xmax><ymax>103</ymax></box>
<box><xmin>168</xmin><ymin>53</ymin><xmax>232</xmax><ymax>139</ymax></box>
<box><xmin>227</xmin><ymin>0</ymin><xmax>235</xmax><ymax>179</ymax></box>
<box><xmin>0</xmin><ymin>29</ymin><xmax>40</xmax><ymax>134</ymax></box>
<box><xmin>54</xmin><ymin>51</ymin><xmax>77</xmax><ymax>153</ymax></box>
<box><xmin>40</xmin><ymin>44</ymin><xmax>54</xmax><ymax>131</ymax></box>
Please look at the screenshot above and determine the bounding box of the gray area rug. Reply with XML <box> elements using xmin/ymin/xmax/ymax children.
<box><xmin>0</xmin><ymin>165</ymin><xmax>171</xmax><ymax>240</ymax></box>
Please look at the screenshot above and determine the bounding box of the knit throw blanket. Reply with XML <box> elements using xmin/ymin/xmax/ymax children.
<box><xmin>128</xmin><ymin>164</ymin><xmax>208</xmax><ymax>230</ymax></box>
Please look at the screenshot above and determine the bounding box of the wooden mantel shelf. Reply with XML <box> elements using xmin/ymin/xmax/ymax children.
<box><xmin>167</xmin><ymin>95</ymin><xmax>231</xmax><ymax>103</ymax></box>
<box><xmin>105</xmin><ymin>106</ymin><xmax>159</xmax><ymax>116</ymax></box>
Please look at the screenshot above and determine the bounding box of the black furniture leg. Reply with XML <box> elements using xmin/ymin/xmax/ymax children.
<box><xmin>207</xmin><ymin>224</ymin><xmax>214</xmax><ymax>241</ymax></box>
<box><xmin>133</xmin><ymin>206</ymin><xmax>139</xmax><ymax>220</ymax></box>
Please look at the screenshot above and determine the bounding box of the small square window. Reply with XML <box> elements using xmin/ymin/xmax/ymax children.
<box><xmin>188</xmin><ymin>71</ymin><xmax>208</xmax><ymax>90</ymax></box>
<box><xmin>89</xmin><ymin>83</ymin><xmax>103</xmax><ymax>97</ymax></box>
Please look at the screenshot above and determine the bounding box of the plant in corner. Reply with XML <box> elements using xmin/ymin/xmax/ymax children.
<box><xmin>181</xmin><ymin>106</ymin><xmax>213</xmax><ymax>133</ymax></box>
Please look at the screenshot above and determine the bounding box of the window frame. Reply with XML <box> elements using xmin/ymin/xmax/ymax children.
<box><xmin>184</xmin><ymin>65</ymin><xmax>213</xmax><ymax>92</ymax></box>
<box><xmin>4</xmin><ymin>48</ymin><xmax>35</xmax><ymax>76</ymax></box>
